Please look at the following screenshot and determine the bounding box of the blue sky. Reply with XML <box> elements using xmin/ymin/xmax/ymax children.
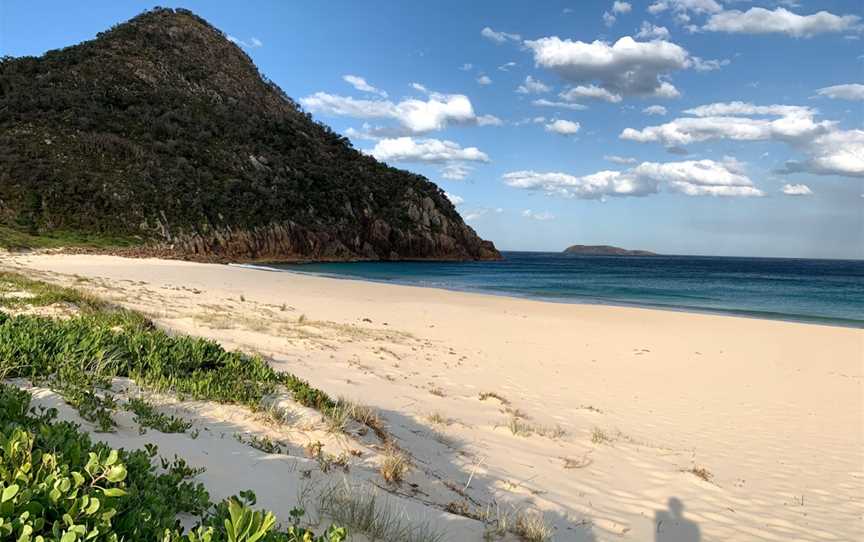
<box><xmin>2</xmin><ymin>1</ymin><xmax>862</xmax><ymax>258</ymax></box>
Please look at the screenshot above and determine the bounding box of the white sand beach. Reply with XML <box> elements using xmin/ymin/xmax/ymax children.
<box><xmin>2</xmin><ymin>253</ymin><xmax>862</xmax><ymax>541</ymax></box>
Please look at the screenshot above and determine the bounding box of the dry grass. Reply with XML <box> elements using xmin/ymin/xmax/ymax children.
<box><xmin>591</xmin><ymin>427</ymin><xmax>612</xmax><ymax>445</ymax></box>
<box><xmin>379</xmin><ymin>445</ymin><xmax>410</xmax><ymax>485</ymax></box>
<box><xmin>506</xmin><ymin>416</ymin><xmax>566</xmax><ymax>440</ymax></box>
<box><xmin>688</xmin><ymin>466</ymin><xmax>714</xmax><ymax>483</ymax></box>
<box><xmin>314</xmin><ymin>480</ymin><xmax>444</xmax><ymax>542</ymax></box>
<box><xmin>426</xmin><ymin>411</ymin><xmax>450</xmax><ymax>425</ymax></box>
<box><xmin>514</xmin><ymin>510</ymin><xmax>553</xmax><ymax>542</ymax></box>
<box><xmin>478</xmin><ymin>391</ymin><xmax>510</xmax><ymax>405</ymax></box>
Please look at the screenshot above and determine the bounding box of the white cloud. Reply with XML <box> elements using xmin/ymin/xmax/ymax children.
<box><xmin>690</xmin><ymin>56</ymin><xmax>730</xmax><ymax>71</ymax></box>
<box><xmin>780</xmin><ymin>130</ymin><xmax>864</xmax><ymax>177</ymax></box>
<box><xmin>560</xmin><ymin>85</ymin><xmax>623</xmax><ymax>103</ymax></box>
<box><xmin>816</xmin><ymin>84</ymin><xmax>864</xmax><ymax>101</ymax></box>
<box><xmin>504</xmin><ymin>158</ymin><xmax>764</xmax><ymax>199</ymax></box>
<box><xmin>442</xmin><ymin>165</ymin><xmax>472</xmax><ymax>180</ymax></box>
<box><xmin>227</xmin><ymin>35</ymin><xmax>263</xmax><ymax>48</ymax></box>
<box><xmin>459</xmin><ymin>63</ymin><xmax>473</xmax><ymax>71</ymax></box>
<box><xmin>477</xmin><ymin>114</ymin><xmax>504</xmax><ymax>126</ymax></box>
<box><xmin>781</xmin><ymin>183</ymin><xmax>813</xmax><ymax>196</ymax></box>
<box><xmin>498</xmin><ymin>61</ymin><xmax>517</xmax><ymax>71</ymax></box>
<box><xmin>516</xmin><ymin>75</ymin><xmax>551</xmax><ymax>94</ymax></box>
<box><xmin>643</xmin><ymin>105</ymin><xmax>668</xmax><ymax>115</ymax></box>
<box><xmin>531</xmin><ymin>99</ymin><xmax>588</xmax><ymax>111</ymax></box>
<box><xmin>477</xmin><ymin>75</ymin><xmax>492</xmax><ymax>85</ymax></box>
<box><xmin>621</xmin><ymin>101</ymin><xmax>863</xmax><ymax>177</ymax></box>
<box><xmin>613</xmin><ymin>1</ymin><xmax>632</xmax><ymax>14</ymax></box>
<box><xmin>604</xmin><ymin>155</ymin><xmax>638</xmax><ymax>164</ymax></box>
<box><xmin>636</xmin><ymin>22</ymin><xmax>671</xmax><ymax>40</ymax></box>
<box><xmin>649</xmin><ymin>0</ymin><xmax>722</xmax><ymax>16</ymax></box>
<box><xmin>342</xmin><ymin>75</ymin><xmax>387</xmax><ymax>98</ymax></box>
<box><xmin>522</xmin><ymin>209</ymin><xmax>556</xmax><ymax>221</ymax></box>
<box><xmin>604</xmin><ymin>1</ymin><xmax>632</xmax><ymax>27</ymax></box>
<box><xmin>366</xmin><ymin>137</ymin><xmax>490</xmax><ymax>164</ymax></box>
<box><xmin>525</xmin><ymin>36</ymin><xmax>689</xmax><ymax>100</ymax></box>
<box><xmin>444</xmin><ymin>192</ymin><xmax>464</xmax><ymax>205</ymax></box>
<box><xmin>545</xmin><ymin>119</ymin><xmax>581</xmax><ymax>135</ymax></box>
<box><xmin>301</xmin><ymin>91</ymin><xmax>496</xmax><ymax>134</ymax></box>
<box><xmin>410</xmin><ymin>82</ymin><xmax>429</xmax><ymax>93</ymax></box>
<box><xmin>704</xmin><ymin>7</ymin><xmax>861</xmax><ymax>38</ymax></box>
<box><xmin>621</xmin><ymin>102</ymin><xmax>833</xmax><ymax>146</ymax></box>
<box><xmin>481</xmin><ymin>26</ymin><xmax>521</xmax><ymax>44</ymax></box>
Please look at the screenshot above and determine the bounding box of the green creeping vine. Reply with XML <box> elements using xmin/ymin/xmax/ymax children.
<box><xmin>0</xmin><ymin>384</ymin><xmax>346</xmax><ymax>541</ymax></box>
<box><xmin>0</xmin><ymin>311</ymin><xmax>337</xmax><ymax>416</ymax></box>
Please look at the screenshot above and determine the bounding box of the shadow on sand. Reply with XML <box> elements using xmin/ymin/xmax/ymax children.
<box><xmin>655</xmin><ymin>497</ymin><xmax>700</xmax><ymax>542</ymax></box>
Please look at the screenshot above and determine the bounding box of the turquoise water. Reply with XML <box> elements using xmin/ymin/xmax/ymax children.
<box><xmin>261</xmin><ymin>252</ymin><xmax>864</xmax><ymax>327</ymax></box>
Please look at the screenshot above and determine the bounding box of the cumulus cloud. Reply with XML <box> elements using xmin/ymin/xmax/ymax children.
<box><xmin>524</xmin><ymin>36</ymin><xmax>691</xmax><ymax>100</ymax></box>
<box><xmin>621</xmin><ymin>101</ymin><xmax>863</xmax><ymax>177</ymax></box>
<box><xmin>621</xmin><ymin>102</ymin><xmax>833</xmax><ymax>146</ymax></box>
<box><xmin>503</xmin><ymin>158</ymin><xmax>764</xmax><ymax>199</ymax></box>
<box><xmin>459</xmin><ymin>63</ymin><xmax>473</xmax><ymax>71</ymax></box>
<box><xmin>522</xmin><ymin>209</ymin><xmax>556</xmax><ymax>221</ymax></box>
<box><xmin>604</xmin><ymin>154</ymin><xmax>638</xmax><ymax>165</ymax></box>
<box><xmin>481</xmin><ymin>26</ymin><xmax>521</xmax><ymax>44</ymax></box>
<box><xmin>643</xmin><ymin>105</ymin><xmax>668</xmax><ymax>115</ymax></box>
<box><xmin>441</xmin><ymin>165</ymin><xmax>473</xmax><ymax>180</ymax></box>
<box><xmin>779</xmin><ymin>130</ymin><xmax>864</xmax><ymax>177</ymax></box>
<box><xmin>604</xmin><ymin>1</ymin><xmax>633</xmax><ymax>26</ymax></box>
<box><xmin>704</xmin><ymin>7</ymin><xmax>861</xmax><ymax>38</ymax></box>
<box><xmin>545</xmin><ymin>119</ymin><xmax>581</xmax><ymax>135</ymax></box>
<box><xmin>649</xmin><ymin>0</ymin><xmax>722</xmax><ymax>16</ymax></box>
<box><xmin>444</xmin><ymin>192</ymin><xmax>464</xmax><ymax>205</ymax></box>
<box><xmin>516</xmin><ymin>75</ymin><xmax>551</xmax><ymax>94</ymax></box>
<box><xmin>301</xmin><ymin>91</ymin><xmax>496</xmax><ymax>134</ymax></box>
<box><xmin>477</xmin><ymin>75</ymin><xmax>492</xmax><ymax>85</ymax></box>
<box><xmin>560</xmin><ymin>84</ymin><xmax>623</xmax><ymax>103</ymax></box>
<box><xmin>342</xmin><ymin>75</ymin><xmax>387</xmax><ymax>97</ymax></box>
<box><xmin>477</xmin><ymin>114</ymin><xmax>504</xmax><ymax>126</ymax></box>
<box><xmin>636</xmin><ymin>22</ymin><xmax>671</xmax><ymax>40</ymax></box>
<box><xmin>816</xmin><ymin>84</ymin><xmax>864</xmax><ymax>101</ymax></box>
<box><xmin>366</xmin><ymin>137</ymin><xmax>489</xmax><ymax>163</ymax></box>
<box><xmin>690</xmin><ymin>56</ymin><xmax>730</xmax><ymax>71</ymax></box>
<box><xmin>531</xmin><ymin>99</ymin><xmax>588</xmax><ymax>111</ymax></box>
<box><xmin>227</xmin><ymin>35</ymin><xmax>263</xmax><ymax>48</ymax></box>
<box><xmin>781</xmin><ymin>183</ymin><xmax>813</xmax><ymax>196</ymax></box>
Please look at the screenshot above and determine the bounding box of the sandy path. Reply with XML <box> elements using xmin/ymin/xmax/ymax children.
<box><xmin>3</xmin><ymin>253</ymin><xmax>862</xmax><ymax>541</ymax></box>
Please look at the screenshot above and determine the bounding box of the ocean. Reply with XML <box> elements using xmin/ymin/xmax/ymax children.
<box><xmin>260</xmin><ymin>252</ymin><xmax>864</xmax><ymax>328</ymax></box>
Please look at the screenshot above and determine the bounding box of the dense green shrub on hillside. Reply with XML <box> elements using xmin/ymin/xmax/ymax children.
<box><xmin>0</xmin><ymin>8</ymin><xmax>498</xmax><ymax>261</ymax></box>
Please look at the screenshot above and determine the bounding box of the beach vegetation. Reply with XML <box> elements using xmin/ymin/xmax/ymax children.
<box><xmin>0</xmin><ymin>383</ymin><xmax>346</xmax><ymax>541</ymax></box>
<box><xmin>379</xmin><ymin>445</ymin><xmax>410</xmax><ymax>485</ymax></box>
<box><xmin>315</xmin><ymin>481</ymin><xmax>444</xmax><ymax>542</ymax></box>
<box><xmin>126</xmin><ymin>396</ymin><xmax>193</xmax><ymax>434</ymax></box>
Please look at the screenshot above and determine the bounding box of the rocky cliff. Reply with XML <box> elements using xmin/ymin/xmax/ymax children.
<box><xmin>0</xmin><ymin>8</ymin><xmax>500</xmax><ymax>261</ymax></box>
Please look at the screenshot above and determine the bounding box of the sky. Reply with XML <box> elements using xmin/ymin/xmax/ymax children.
<box><xmin>2</xmin><ymin>1</ymin><xmax>862</xmax><ymax>259</ymax></box>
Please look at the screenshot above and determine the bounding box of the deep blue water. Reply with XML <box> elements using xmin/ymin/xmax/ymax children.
<box><xmin>258</xmin><ymin>252</ymin><xmax>864</xmax><ymax>327</ymax></box>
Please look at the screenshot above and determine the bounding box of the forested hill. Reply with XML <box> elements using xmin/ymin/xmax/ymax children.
<box><xmin>0</xmin><ymin>8</ymin><xmax>500</xmax><ymax>261</ymax></box>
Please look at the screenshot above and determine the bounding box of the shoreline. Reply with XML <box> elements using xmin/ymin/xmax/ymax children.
<box><xmin>236</xmin><ymin>262</ymin><xmax>864</xmax><ymax>329</ymax></box>
<box><xmin>3</xmin><ymin>253</ymin><xmax>862</xmax><ymax>541</ymax></box>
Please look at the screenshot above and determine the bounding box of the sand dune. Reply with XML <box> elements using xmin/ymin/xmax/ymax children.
<box><xmin>3</xmin><ymin>253</ymin><xmax>862</xmax><ymax>541</ymax></box>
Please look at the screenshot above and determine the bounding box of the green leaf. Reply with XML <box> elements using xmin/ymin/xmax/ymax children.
<box><xmin>100</xmin><ymin>488</ymin><xmax>126</xmax><ymax>498</ymax></box>
<box><xmin>1</xmin><ymin>484</ymin><xmax>19</xmax><ymax>502</ymax></box>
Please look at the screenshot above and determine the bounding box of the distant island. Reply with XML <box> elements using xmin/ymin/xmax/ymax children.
<box><xmin>563</xmin><ymin>245</ymin><xmax>657</xmax><ymax>256</ymax></box>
